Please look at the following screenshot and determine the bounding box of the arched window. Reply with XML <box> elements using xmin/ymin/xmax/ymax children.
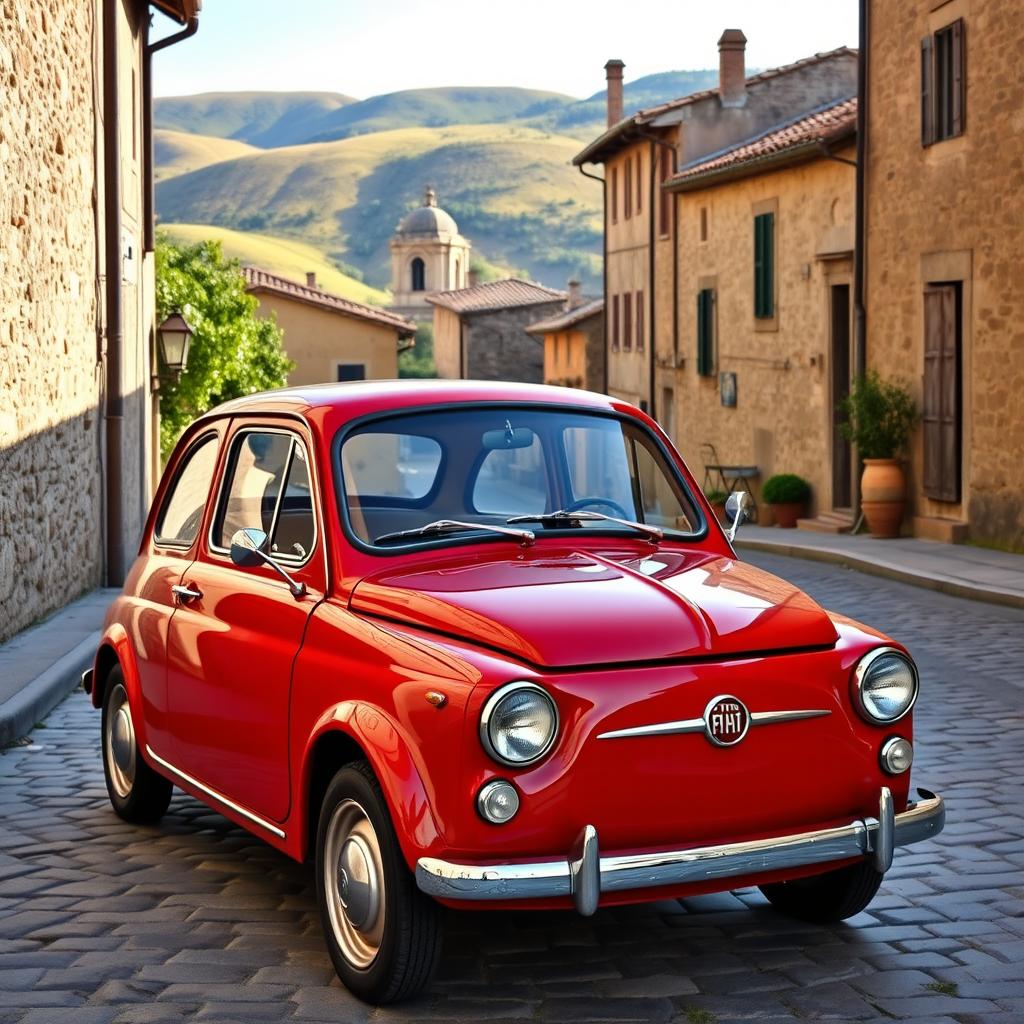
<box><xmin>410</xmin><ymin>257</ymin><xmax>425</xmax><ymax>292</ymax></box>
<box><xmin>454</xmin><ymin>259</ymin><xmax>461</xmax><ymax>287</ymax></box>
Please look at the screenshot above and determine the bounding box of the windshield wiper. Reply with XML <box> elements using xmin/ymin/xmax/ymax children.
<box><xmin>507</xmin><ymin>509</ymin><xmax>663</xmax><ymax>541</ymax></box>
<box><xmin>374</xmin><ymin>520</ymin><xmax>536</xmax><ymax>546</ymax></box>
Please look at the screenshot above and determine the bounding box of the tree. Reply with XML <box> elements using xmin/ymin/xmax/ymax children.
<box><xmin>398</xmin><ymin>322</ymin><xmax>437</xmax><ymax>379</ymax></box>
<box><xmin>156</xmin><ymin>235</ymin><xmax>293</xmax><ymax>459</ymax></box>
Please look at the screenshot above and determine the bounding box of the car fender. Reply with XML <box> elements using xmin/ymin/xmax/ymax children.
<box><xmin>91</xmin><ymin>623</ymin><xmax>140</xmax><ymax>710</ymax></box>
<box><xmin>299</xmin><ymin>701</ymin><xmax>444</xmax><ymax>869</ymax></box>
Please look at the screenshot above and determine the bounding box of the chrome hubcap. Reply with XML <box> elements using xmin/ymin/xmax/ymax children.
<box><xmin>105</xmin><ymin>683</ymin><xmax>136</xmax><ymax>799</ymax></box>
<box><xmin>324</xmin><ymin>799</ymin><xmax>385</xmax><ymax>968</ymax></box>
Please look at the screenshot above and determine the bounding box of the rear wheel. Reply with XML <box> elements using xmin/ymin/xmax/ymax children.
<box><xmin>101</xmin><ymin>666</ymin><xmax>173</xmax><ymax>823</ymax></box>
<box><xmin>315</xmin><ymin>761</ymin><xmax>441</xmax><ymax>1004</ymax></box>
<box><xmin>759</xmin><ymin>860</ymin><xmax>883</xmax><ymax>922</ymax></box>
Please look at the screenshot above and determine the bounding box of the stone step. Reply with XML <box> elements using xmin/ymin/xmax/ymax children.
<box><xmin>797</xmin><ymin>510</ymin><xmax>855</xmax><ymax>533</ymax></box>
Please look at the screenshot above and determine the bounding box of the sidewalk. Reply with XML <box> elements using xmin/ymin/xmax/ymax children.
<box><xmin>0</xmin><ymin>588</ymin><xmax>117</xmax><ymax>746</ymax></box>
<box><xmin>736</xmin><ymin>526</ymin><xmax>1024</xmax><ymax>609</ymax></box>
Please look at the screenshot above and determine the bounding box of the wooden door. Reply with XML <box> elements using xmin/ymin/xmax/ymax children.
<box><xmin>830</xmin><ymin>285</ymin><xmax>852</xmax><ymax>509</ymax></box>
<box><xmin>923</xmin><ymin>285</ymin><xmax>961</xmax><ymax>502</ymax></box>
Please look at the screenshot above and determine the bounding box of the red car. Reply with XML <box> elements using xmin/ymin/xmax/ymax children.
<box><xmin>84</xmin><ymin>381</ymin><xmax>944</xmax><ymax>1003</ymax></box>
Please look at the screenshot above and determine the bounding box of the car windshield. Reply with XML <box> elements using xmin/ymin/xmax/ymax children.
<box><xmin>337</xmin><ymin>407</ymin><xmax>703</xmax><ymax>549</ymax></box>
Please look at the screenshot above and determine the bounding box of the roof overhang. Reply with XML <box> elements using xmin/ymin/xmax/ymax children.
<box><xmin>150</xmin><ymin>0</ymin><xmax>200</xmax><ymax>25</ymax></box>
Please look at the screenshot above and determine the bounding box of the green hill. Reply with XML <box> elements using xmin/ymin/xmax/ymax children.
<box><xmin>154</xmin><ymin>130</ymin><xmax>260</xmax><ymax>180</ymax></box>
<box><xmin>153</xmin><ymin>91</ymin><xmax>356</xmax><ymax>147</ymax></box>
<box><xmin>159</xmin><ymin>223</ymin><xmax>391</xmax><ymax>306</ymax></box>
<box><xmin>155</xmin><ymin>123</ymin><xmax>603</xmax><ymax>291</ymax></box>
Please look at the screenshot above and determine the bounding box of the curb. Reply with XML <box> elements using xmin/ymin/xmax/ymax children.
<box><xmin>0</xmin><ymin>632</ymin><xmax>98</xmax><ymax>747</ymax></box>
<box><xmin>736</xmin><ymin>537</ymin><xmax>1024</xmax><ymax>611</ymax></box>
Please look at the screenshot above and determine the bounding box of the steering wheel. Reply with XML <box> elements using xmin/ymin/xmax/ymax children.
<box><xmin>566</xmin><ymin>496</ymin><xmax>631</xmax><ymax>519</ymax></box>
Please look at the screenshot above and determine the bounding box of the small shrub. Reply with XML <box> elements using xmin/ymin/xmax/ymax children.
<box><xmin>762</xmin><ymin>474</ymin><xmax>811</xmax><ymax>506</ymax></box>
<box><xmin>839</xmin><ymin>370</ymin><xmax>918</xmax><ymax>459</ymax></box>
<box><xmin>704</xmin><ymin>489</ymin><xmax>729</xmax><ymax>504</ymax></box>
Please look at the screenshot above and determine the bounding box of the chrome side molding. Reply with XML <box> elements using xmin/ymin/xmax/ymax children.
<box><xmin>598</xmin><ymin>707</ymin><xmax>830</xmax><ymax>741</ymax></box>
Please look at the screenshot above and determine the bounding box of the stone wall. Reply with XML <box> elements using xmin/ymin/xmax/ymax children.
<box><xmin>866</xmin><ymin>0</ymin><xmax>1024</xmax><ymax>548</ymax></box>
<box><xmin>0</xmin><ymin>0</ymin><xmax>102</xmax><ymax>643</ymax></box>
<box><xmin>465</xmin><ymin>303</ymin><xmax>563</xmax><ymax>383</ymax></box>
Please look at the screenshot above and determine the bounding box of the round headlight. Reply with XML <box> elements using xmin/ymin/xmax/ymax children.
<box><xmin>480</xmin><ymin>682</ymin><xmax>558</xmax><ymax>766</ymax></box>
<box><xmin>853</xmin><ymin>647</ymin><xmax>919</xmax><ymax>724</ymax></box>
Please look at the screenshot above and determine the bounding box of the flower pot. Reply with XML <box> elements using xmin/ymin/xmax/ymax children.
<box><xmin>769</xmin><ymin>502</ymin><xmax>804</xmax><ymax>529</ymax></box>
<box><xmin>710</xmin><ymin>501</ymin><xmax>727</xmax><ymax>524</ymax></box>
<box><xmin>861</xmin><ymin>458</ymin><xmax>906</xmax><ymax>538</ymax></box>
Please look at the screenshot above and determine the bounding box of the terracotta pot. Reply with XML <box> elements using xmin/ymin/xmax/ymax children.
<box><xmin>769</xmin><ymin>502</ymin><xmax>804</xmax><ymax>529</ymax></box>
<box><xmin>710</xmin><ymin>501</ymin><xmax>727</xmax><ymax>524</ymax></box>
<box><xmin>861</xmin><ymin>458</ymin><xmax>906</xmax><ymax>538</ymax></box>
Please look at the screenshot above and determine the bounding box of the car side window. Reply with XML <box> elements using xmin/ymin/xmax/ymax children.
<box><xmin>212</xmin><ymin>430</ymin><xmax>316</xmax><ymax>564</ymax></box>
<box><xmin>154</xmin><ymin>434</ymin><xmax>220</xmax><ymax>548</ymax></box>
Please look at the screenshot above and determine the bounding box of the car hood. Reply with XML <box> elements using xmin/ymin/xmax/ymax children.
<box><xmin>350</xmin><ymin>548</ymin><xmax>839</xmax><ymax>668</ymax></box>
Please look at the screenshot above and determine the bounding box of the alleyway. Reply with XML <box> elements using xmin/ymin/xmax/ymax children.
<box><xmin>0</xmin><ymin>552</ymin><xmax>1022</xmax><ymax>1022</ymax></box>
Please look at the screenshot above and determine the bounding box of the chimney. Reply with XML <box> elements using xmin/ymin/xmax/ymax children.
<box><xmin>568</xmin><ymin>280</ymin><xmax>582</xmax><ymax>309</ymax></box>
<box><xmin>467</xmin><ymin>269</ymin><xmax>480</xmax><ymax>288</ymax></box>
<box><xmin>604</xmin><ymin>59</ymin><xmax>625</xmax><ymax>127</ymax></box>
<box><xmin>717</xmin><ymin>29</ymin><xmax>747</xmax><ymax>108</ymax></box>
<box><xmin>305</xmin><ymin>271</ymin><xmax>318</xmax><ymax>288</ymax></box>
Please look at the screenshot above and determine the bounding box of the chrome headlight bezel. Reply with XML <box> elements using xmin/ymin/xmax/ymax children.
<box><xmin>852</xmin><ymin>647</ymin><xmax>919</xmax><ymax>725</ymax></box>
<box><xmin>479</xmin><ymin>681</ymin><xmax>559</xmax><ymax>767</ymax></box>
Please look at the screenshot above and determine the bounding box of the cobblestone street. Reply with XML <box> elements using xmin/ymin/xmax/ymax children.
<box><xmin>1</xmin><ymin>551</ymin><xmax>1022</xmax><ymax>1023</ymax></box>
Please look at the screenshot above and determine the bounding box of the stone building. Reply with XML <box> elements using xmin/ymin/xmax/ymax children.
<box><xmin>0</xmin><ymin>0</ymin><xmax>198</xmax><ymax>643</ymax></box>
<box><xmin>862</xmin><ymin>0</ymin><xmax>1023</xmax><ymax>548</ymax></box>
<box><xmin>243</xmin><ymin>268</ymin><xmax>415</xmax><ymax>385</ymax></box>
<box><xmin>664</xmin><ymin>99</ymin><xmax>857</xmax><ymax>521</ymax></box>
<box><xmin>573</xmin><ymin>33</ymin><xmax>857</xmax><ymax>424</ymax></box>
<box><xmin>389</xmin><ymin>187</ymin><xmax>471</xmax><ymax>321</ymax></box>
<box><xmin>526</xmin><ymin>285</ymin><xmax>606</xmax><ymax>393</ymax></box>
<box><xmin>428</xmin><ymin>279</ymin><xmax>567</xmax><ymax>383</ymax></box>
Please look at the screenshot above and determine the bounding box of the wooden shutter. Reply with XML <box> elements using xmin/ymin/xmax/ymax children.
<box><xmin>697</xmin><ymin>289</ymin><xmax>714</xmax><ymax>376</ymax></box>
<box><xmin>754</xmin><ymin>214</ymin><xmax>774</xmax><ymax>318</ymax></box>
<box><xmin>611</xmin><ymin>167</ymin><xmax>618</xmax><ymax>223</ymax></box>
<box><xmin>611</xmin><ymin>294</ymin><xmax>620</xmax><ymax>350</ymax></box>
<box><xmin>636</xmin><ymin>290</ymin><xmax>644</xmax><ymax>351</ymax></box>
<box><xmin>659</xmin><ymin>149</ymin><xmax>670</xmax><ymax>236</ymax></box>
<box><xmin>921</xmin><ymin>34</ymin><xmax>935</xmax><ymax>145</ymax></box>
<box><xmin>625</xmin><ymin>157</ymin><xmax>633</xmax><ymax>219</ymax></box>
<box><xmin>922</xmin><ymin>285</ymin><xmax>961</xmax><ymax>501</ymax></box>
<box><xmin>623</xmin><ymin>292</ymin><xmax>633</xmax><ymax>351</ymax></box>
<box><xmin>636</xmin><ymin>152</ymin><xmax>642</xmax><ymax>213</ymax></box>
<box><xmin>951</xmin><ymin>19</ymin><xmax>965</xmax><ymax>136</ymax></box>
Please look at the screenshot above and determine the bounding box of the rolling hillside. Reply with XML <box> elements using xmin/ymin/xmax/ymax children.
<box><xmin>159</xmin><ymin>223</ymin><xmax>391</xmax><ymax>306</ymax></box>
<box><xmin>155</xmin><ymin>123</ymin><xmax>603</xmax><ymax>290</ymax></box>
<box><xmin>154</xmin><ymin>130</ymin><xmax>260</xmax><ymax>180</ymax></box>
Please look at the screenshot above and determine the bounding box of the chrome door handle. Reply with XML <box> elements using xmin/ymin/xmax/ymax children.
<box><xmin>171</xmin><ymin>584</ymin><xmax>203</xmax><ymax>603</ymax></box>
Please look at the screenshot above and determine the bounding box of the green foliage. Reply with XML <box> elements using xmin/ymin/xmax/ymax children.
<box><xmin>762</xmin><ymin>474</ymin><xmax>811</xmax><ymax>505</ymax></box>
<box><xmin>398</xmin><ymin>323</ymin><xmax>437</xmax><ymax>379</ymax></box>
<box><xmin>156</xmin><ymin>235</ymin><xmax>293</xmax><ymax>460</ymax></box>
<box><xmin>839</xmin><ymin>370</ymin><xmax>919</xmax><ymax>459</ymax></box>
<box><xmin>704</xmin><ymin>489</ymin><xmax>729</xmax><ymax>504</ymax></box>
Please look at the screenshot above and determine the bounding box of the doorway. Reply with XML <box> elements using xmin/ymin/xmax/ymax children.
<box><xmin>830</xmin><ymin>284</ymin><xmax>852</xmax><ymax>509</ymax></box>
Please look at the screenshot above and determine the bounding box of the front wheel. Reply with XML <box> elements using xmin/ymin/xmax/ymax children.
<box><xmin>759</xmin><ymin>860</ymin><xmax>883</xmax><ymax>922</ymax></box>
<box><xmin>315</xmin><ymin>762</ymin><xmax>442</xmax><ymax>1004</ymax></box>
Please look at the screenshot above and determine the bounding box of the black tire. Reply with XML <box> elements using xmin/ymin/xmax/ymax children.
<box><xmin>101</xmin><ymin>666</ymin><xmax>173</xmax><ymax>823</ymax></box>
<box><xmin>315</xmin><ymin>761</ymin><xmax>442</xmax><ymax>1004</ymax></box>
<box><xmin>759</xmin><ymin>860</ymin><xmax>883</xmax><ymax>922</ymax></box>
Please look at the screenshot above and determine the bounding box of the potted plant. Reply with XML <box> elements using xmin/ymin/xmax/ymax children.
<box><xmin>839</xmin><ymin>370</ymin><xmax>918</xmax><ymax>538</ymax></box>
<box><xmin>704</xmin><ymin>489</ymin><xmax>729</xmax><ymax>523</ymax></box>
<box><xmin>761</xmin><ymin>474</ymin><xmax>811</xmax><ymax>528</ymax></box>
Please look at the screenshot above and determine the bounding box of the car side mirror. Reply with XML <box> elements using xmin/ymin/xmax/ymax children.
<box><xmin>229</xmin><ymin>527</ymin><xmax>306</xmax><ymax>599</ymax></box>
<box><xmin>724</xmin><ymin>491</ymin><xmax>749</xmax><ymax>543</ymax></box>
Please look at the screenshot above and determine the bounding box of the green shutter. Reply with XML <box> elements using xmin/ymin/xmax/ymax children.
<box><xmin>696</xmin><ymin>289</ymin><xmax>714</xmax><ymax>376</ymax></box>
<box><xmin>754</xmin><ymin>213</ymin><xmax>775</xmax><ymax>318</ymax></box>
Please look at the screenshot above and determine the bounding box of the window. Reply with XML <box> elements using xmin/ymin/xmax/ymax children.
<box><xmin>700</xmin><ymin>206</ymin><xmax>708</xmax><ymax>242</ymax></box>
<box><xmin>454</xmin><ymin>258</ymin><xmax>461</xmax><ymax>286</ymax></box>
<box><xmin>754</xmin><ymin>212</ymin><xmax>775</xmax><ymax>319</ymax></box>
<box><xmin>336</xmin><ymin>363</ymin><xmax>366</xmax><ymax>382</ymax></box>
<box><xmin>410</xmin><ymin>257</ymin><xmax>426</xmax><ymax>291</ymax></box>
<box><xmin>611</xmin><ymin>167</ymin><xmax>619</xmax><ymax>224</ymax></box>
<box><xmin>473</xmin><ymin>435</ymin><xmax>547</xmax><ymax>515</ymax></box>
<box><xmin>635</xmin><ymin>290</ymin><xmax>644</xmax><ymax>352</ymax></box>
<box><xmin>612</xmin><ymin>294</ymin><xmax>620</xmax><ymax>350</ymax></box>
<box><xmin>212</xmin><ymin>431</ymin><xmax>315</xmax><ymax>563</ymax></box>
<box><xmin>658</xmin><ymin>148</ymin><xmax>672</xmax><ymax>236</ymax></box>
<box><xmin>923</xmin><ymin>284</ymin><xmax>962</xmax><ymax>501</ymax></box>
<box><xmin>922</xmin><ymin>20</ymin><xmax>965</xmax><ymax>145</ymax></box>
<box><xmin>624</xmin><ymin>157</ymin><xmax>633</xmax><ymax>219</ymax></box>
<box><xmin>155</xmin><ymin>434</ymin><xmax>219</xmax><ymax>547</ymax></box>
<box><xmin>623</xmin><ymin>292</ymin><xmax>633</xmax><ymax>351</ymax></box>
<box><xmin>697</xmin><ymin>288</ymin><xmax>715</xmax><ymax>376</ymax></box>
<box><xmin>636</xmin><ymin>151</ymin><xmax>642</xmax><ymax>213</ymax></box>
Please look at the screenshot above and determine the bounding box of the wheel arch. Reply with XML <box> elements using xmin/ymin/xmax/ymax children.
<box><xmin>91</xmin><ymin>624</ymin><xmax>140</xmax><ymax>710</ymax></box>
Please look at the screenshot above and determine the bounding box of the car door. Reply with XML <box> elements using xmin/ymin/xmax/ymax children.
<box><xmin>164</xmin><ymin>418</ymin><xmax>327</xmax><ymax>826</ymax></box>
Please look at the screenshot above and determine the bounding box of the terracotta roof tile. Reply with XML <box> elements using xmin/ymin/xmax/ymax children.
<box><xmin>426</xmin><ymin>278</ymin><xmax>567</xmax><ymax>314</ymax></box>
<box><xmin>668</xmin><ymin>97</ymin><xmax>857</xmax><ymax>188</ymax></box>
<box><xmin>573</xmin><ymin>46</ymin><xmax>857</xmax><ymax>165</ymax></box>
<box><xmin>526</xmin><ymin>298</ymin><xmax>604</xmax><ymax>334</ymax></box>
<box><xmin>242</xmin><ymin>267</ymin><xmax>416</xmax><ymax>336</ymax></box>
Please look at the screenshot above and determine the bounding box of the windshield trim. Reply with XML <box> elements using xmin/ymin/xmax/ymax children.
<box><xmin>331</xmin><ymin>401</ymin><xmax>709</xmax><ymax>557</ymax></box>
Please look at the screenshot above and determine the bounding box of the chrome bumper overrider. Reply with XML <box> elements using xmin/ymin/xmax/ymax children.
<box><xmin>415</xmin><ymin>787</ymin><xmax>944</xmax><ymax>916</ymax></box>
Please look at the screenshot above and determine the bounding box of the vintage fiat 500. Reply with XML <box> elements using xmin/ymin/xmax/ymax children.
<box><xmin>85</xmin><ymin>380</ymin><xmax>944</xmax><ymax>1003</ymax></box>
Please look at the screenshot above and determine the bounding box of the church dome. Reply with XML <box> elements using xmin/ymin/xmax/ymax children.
<box><xmin>397</xmin><ymin>187</ymin><xmax>460</xmax><ymax>237</ymax></box>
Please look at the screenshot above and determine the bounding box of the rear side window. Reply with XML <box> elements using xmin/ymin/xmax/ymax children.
<box><xmin>155</xmin><ymin>434</ymin><xmax>220</xmax><ymax>547</ymax></box>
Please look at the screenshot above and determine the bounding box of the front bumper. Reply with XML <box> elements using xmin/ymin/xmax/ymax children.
<box><xmin>416</xmin><ymin>787</ymin><xmax>944</xmax><ymax>915</ymax></box>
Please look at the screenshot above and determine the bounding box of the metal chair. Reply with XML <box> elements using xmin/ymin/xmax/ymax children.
<box><xmin>701</xmin><ymin>442</ymin><xmax>759</xmax><ymax>521</ymax></box>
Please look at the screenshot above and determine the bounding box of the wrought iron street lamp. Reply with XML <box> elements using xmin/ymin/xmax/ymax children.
<box><xmin>156</xmin><ymin>311</ymin><xmax>193</xmax><ymax>381</ymax></box>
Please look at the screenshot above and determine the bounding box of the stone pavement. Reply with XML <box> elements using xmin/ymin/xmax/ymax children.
<box><xmin>736</xmin><ymin>527</ymin><xmax>1024</xmax><ymax>609</ymax></box>
<box><xmin>0</xmin><ymin>552</ymin><xmax>1022</xmax><ymax>1022</ymax></box>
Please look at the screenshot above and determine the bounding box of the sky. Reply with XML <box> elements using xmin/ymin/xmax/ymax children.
<box><xmin>152</xmin><ymin>0</ymin><xmax>858</xmax><ymax>100</ymax></box>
